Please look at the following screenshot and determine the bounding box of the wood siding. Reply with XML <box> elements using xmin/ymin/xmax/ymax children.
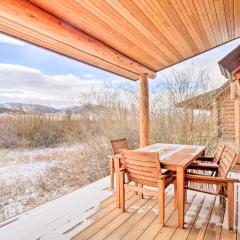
<box><xmin>222</xmin><ymin>94</ymin><xmax>235</xmax><ymax>141</ymax></box>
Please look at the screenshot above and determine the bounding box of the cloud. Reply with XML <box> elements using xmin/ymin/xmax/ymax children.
<box><xmin>154</xmin><ymin>38</ymin><xmax>240</xmax><ymax>93</ymax></box>
<box><xmin>0</xmin><ymin>64</ymin><xmax>129</xmax><ymax>107</ymax></box>
<box><xmin>1</xmin><ymin>38</ymin><xmax>240</xmax><ymax>108</ymax></box>
<box><xmin>81</xmin><ymin>73</ymin><xmax>96</xmax><ymax>79</ymax></box>
<box><xmin>0</xmin><ymin>33</ymin><xmax>26</xmax><ymax>46</ymax></box>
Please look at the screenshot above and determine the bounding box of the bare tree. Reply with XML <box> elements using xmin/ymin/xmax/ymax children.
<box><xmin>160</xmin><ymin>66</ymin><xmax>210</xmax><ymax>107</ymax></box>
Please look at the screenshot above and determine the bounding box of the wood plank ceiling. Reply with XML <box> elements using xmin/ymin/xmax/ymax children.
<box><xmin>0</xmin><ymin>0</ymin><xmax>239</xmax><ymax>80</ymax></box>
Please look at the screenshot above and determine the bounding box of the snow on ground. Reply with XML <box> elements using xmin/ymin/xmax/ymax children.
<box><xmin>0</xmin><ymin>144</ymin><xmax>85</xmax><ymax>167</ymax></box>
<box><xmin>0</xmin><ymin>160</ymin><xmax>59</xmax><ymax>182</ymax></box>
<box><xmin>0</xmin><ymin>176</ymin><xmax>112</xmax><ymax>240</ymax></box>
<box><xmin>0</xmin><ymin>144</ymin><xmax>93</xmax><ymax>222</ymax></box>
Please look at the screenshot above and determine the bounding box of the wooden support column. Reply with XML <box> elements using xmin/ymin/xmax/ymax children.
<box><xmin>139</xmin><ymin>73</ymin><xmax>149</xmax><ymax>147</ymax></box>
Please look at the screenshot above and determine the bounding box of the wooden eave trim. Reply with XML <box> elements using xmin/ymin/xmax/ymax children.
<box><xmin>0</xmin><ymin>0</ymin><xmax>156</xmax><ymax>80</ymax></box>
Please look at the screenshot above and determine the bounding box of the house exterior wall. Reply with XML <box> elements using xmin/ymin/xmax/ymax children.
<box><xmin>215</xmin><ymin>90</ymin><xmax>240</xmax><ymax>168</ymax></box>
<box><xmin>222</xmin><ymin>93</ymin><xmax>235</xmax><ymax>141</ymax></box>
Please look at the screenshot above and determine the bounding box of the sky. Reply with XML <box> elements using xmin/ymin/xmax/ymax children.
<box><xmin>0</xmin><ymin>33</ymin><xmax>240</xmax><ymax>108</ymax></box>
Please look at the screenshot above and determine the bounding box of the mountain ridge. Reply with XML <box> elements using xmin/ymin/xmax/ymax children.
<box><xmin>0</xmin><ymin>102</ymin><xmax>102</xmax><ymax>114</ymax></box>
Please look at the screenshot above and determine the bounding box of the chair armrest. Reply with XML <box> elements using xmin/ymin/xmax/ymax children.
<box><xmin>108</xmin><ymin>154</ymin><xmax>121</xmax><ymax>159</ymax></box>
<box><xmin>187</xmin><ymin>162</ymin><xmax>219</xmax><ymax>171</ymax></box>
<box><xmin>159</xmin><ymin>170</ymin><xmax>175</xmax><ymax>180</ymax></box>
<box><xmin>185</xmin><ymin>173</ymin><xmax>239</xmax><ymax>185</ymax></box>
<box><xmin>196</xmin><ymin>156</ymin><xmax>214</xmax><ymax>161</ymax></box>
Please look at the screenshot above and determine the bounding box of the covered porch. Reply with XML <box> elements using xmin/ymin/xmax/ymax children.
<box><xmin>0</xmin><ymin>1</ymin><xmax>240</xmax><ymax>239</ymax></box>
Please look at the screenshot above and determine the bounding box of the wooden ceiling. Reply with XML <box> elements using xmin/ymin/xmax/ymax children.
<box><xmin>0</xmin><ymin>0</ymin><xmax>239</xmax><ymax>80</ymax></box>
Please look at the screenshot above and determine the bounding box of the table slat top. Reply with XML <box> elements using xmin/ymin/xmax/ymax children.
<box><xmin>136</xmin><ymin>143</ymin><xmax>206</xmax><ymax>167</ymax></box>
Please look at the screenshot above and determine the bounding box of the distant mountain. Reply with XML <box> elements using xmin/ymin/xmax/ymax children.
<box><xmin>0</xmin><ymin>107</ymin><xmax>26</xmax><ymax>114</ymax></box>
<box><xmin>61</xmin><ymin>106</ymin><xmax>81</xmax><ymax>114</ymax></box>
<box><xmin>0</xmin><ymin>103</ymin><xmax>106</xmax><ymax>115</ymax></box>
<box><xmin>0</xmin><ymin>103</ymin><xmax>59</xmax><ymax>114</ymax></box>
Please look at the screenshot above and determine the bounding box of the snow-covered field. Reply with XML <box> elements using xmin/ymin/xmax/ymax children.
<box><xmin>0</xmin><ymin>160</ymin><xmax>59</xmax><ymax>181</ymax></box>
<box><xmin>0</xmin><ymin>144</ymin><xmax>106</xmax><ymax>223</ymax></box>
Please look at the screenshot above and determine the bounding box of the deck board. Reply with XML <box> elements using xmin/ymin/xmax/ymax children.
<box><xmin>1</xmin><ymin>174</ymin><xmax>239</xmax><ymax>240</ymax></box>
<box><xmin>170</xmin><ymin>193</ymin><xmax>205</xmax><ymax>240</ymax></box>
<box><xmin>121</xmin><ymin>195</ymin><xmax>174</xmax><ymax>240</ymax></box>
<box><xmin>203</xmin><ymin>199</ymin><xmax>225</xmax><ymax>240</ymax></box>
<box><xmin>73</xmin><ymin>180</ymin><xmax>240</xmax><ymax>240</ymax></box>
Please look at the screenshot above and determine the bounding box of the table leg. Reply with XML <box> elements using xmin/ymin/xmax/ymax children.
<box><xmin>177</xmin><ymin>166</ymin><xmax>185</xmax><ymax>227</ymax></box>
<box><xmin>114</xmin><ymin>157</ymin><xmax>120</xmax><ymax>208</ymax></box>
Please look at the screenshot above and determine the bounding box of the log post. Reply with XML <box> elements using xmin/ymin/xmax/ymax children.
<box><xmin>139</xmin><ymin>73</ymin><xmax>149</xmax><ymax>147</ymax></box>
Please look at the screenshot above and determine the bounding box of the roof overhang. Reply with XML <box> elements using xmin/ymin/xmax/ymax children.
<box><xmin>176</xmin><ymin>81</ymin><xmax>230</xmax><ymax>110</ymax></box>
<box><xmin>0</xmin><ymin>0</ymin><xmax>239</xmax><ymax>80</ymax></box>
<box><xmin>218</xmin><ymin>45</ymin><xmax>240</xmax><ymax>80</ymax></box>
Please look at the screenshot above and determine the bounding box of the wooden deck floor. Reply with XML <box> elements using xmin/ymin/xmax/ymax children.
<box><xmin>72</xmin><ymin>176</ymin><xmax>240</xmax><ymax>240</ymax></box>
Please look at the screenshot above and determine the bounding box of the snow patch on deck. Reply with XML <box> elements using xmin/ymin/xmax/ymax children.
<box><xmin>0</xmin><ymin>176</ymin><xmax>113</xmax><ymax>240</ymax></box>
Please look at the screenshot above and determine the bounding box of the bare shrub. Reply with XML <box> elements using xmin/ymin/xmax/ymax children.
<box><xmin>17</xmin><ymin>116</ymin><xmax>62</xmax><ymax>147</ymax></box>
<box><xmin>150</xmin><ymin>67</ymin><xmax>215</xmax><ymax>151</ymax></box>
<box><xmin>0</xmin><ymin>116</ymin><xmax>19</xmax><ymax>148</ymax></box>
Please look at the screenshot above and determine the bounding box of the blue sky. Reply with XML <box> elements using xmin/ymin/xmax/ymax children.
<box><xmin>0</xmin><ymin>33</ymin><xmax>240</xmax><ymax>107</ymax></box>
<box><xmin>0</xmin><ymin>34</ymin><xmax>119</xmax><ymax>79</ymax></box>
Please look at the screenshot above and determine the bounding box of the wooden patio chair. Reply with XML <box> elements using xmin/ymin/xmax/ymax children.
<box><xmin>119</xmin><ymin>149</ymin><xmax>176</xmax><ymax>224</ymax></box>
<box><xmin>185</xmin><ymin>145</ymin><xmax>239</xmax><ymax>230</ymax></box>
<box><xmin>109</xmin><ymin>138</ymin><xmax>129</xmax><ymax>189</ymax></box>
<box><xmin>194</xmin><ymin>142</ymin><xmax>225</xmax><ymax>163</ymax></box>
<box><xmin>188</xmin><ymin>142</ymin><xmax>226</xmax><ymax>175</ymax></box>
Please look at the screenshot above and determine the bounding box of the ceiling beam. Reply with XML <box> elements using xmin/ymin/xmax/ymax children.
<box><xmin>0</xmin><ymin>0</ymin><xmax>156</xmax><ymax>80</ymax></box>
<box><xmin>0</xmin><ymin>22</ymin><xmax>139</xmax><ymax>80</ymax></box>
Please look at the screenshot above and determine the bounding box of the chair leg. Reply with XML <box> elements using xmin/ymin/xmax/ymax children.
<box><xmin>174</xmin><ymin>180</ymin><xmax>177</xmax><ymax>207</ymax></box>
<box><xmin>109</xmin><ymin>158</ymin><xmax>114</xmax><ymax>190</ymax></box>
<box><xmin>227</xmin><ymin>182</ymin><xmax>234</xmax><ymax>230</ymax></box>
<box><xmin>220</xmin><ymin>196</ymin><xmax>226</xmax><ymax>207</ymax></box>
<box><xmin>185</xmin><ymin>189</ymin><xmax>187</xmax><ymax>203</ymax></box>
<box><xmin>158</xmin><ymin>179</ymin><xmax>165</xmax><ymax>224</ymax></box>
<box><xmin>138</xmin><ymin>184</ymin><xmax>143</xmax><ymax>199</ymax></box>
<box><xmin>119</xmin><ymin>170</ymin><xmax>125</xmax><ymax>212</ymax></box>
<box><xmin>219</xmin><ymin>186</ymin><xmax>225</xmax><ymax>207</ymax></box>
<box><xmin>134</xmin><ymin>182</ymin><xmax>138</xmax><ymax>195</ymax></box>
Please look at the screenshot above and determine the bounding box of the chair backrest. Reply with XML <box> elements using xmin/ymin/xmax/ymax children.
<box><xmin>213</xmin><ymin>142</ymin><xmax>226</xmax><ymax>163</ymax></box>
<box><xmin>216</xmin><ymin>145</ymin><xmax>237</xmax><ymax>178</ymax></box>
<box><xmin>120</xmin><ymin>149</ymin><xmax>161</xmax><ymax>187</ymax></box>
<box><xmin>110</xmin><ymin>138</ymin><xmax>129</xmax><ymax>155</ymax></box>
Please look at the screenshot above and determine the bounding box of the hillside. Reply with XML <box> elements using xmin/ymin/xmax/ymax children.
<box><xmin>0</xmin><ymin>107</ymin><xmax>26</xmax><ymax>114</ymax></box>
<box><xmin>0</xmin><ymin>103</ymin><xmax>107</xmax><ymax>115</ymax></box>
<box><xmin>0</xmin><ymin>103</ymin><xmax>58</xmax><ymax>114</ymax></box>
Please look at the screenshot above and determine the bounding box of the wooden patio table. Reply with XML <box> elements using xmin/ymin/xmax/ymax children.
<box><xmin>114</xmin><ymin>143</ymin><xmax>206</xmax><ymax>228</ymax></box>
